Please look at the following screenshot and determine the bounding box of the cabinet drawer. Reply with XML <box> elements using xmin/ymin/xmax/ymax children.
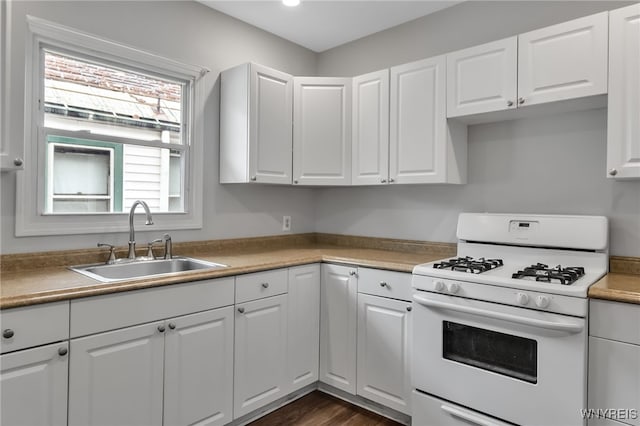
<box><xmin>70</xmin><ymin>277</ymin><xmax>234</xmax><ymax>338</ymax></box>
<box><xmin>588</xmin><ymin>336</ymin><xmax>640</xmax><ymax>426</ymax></box>
<box><xmin>235</xmin><ymin>268</ymin><xmax>288</xmax><ymax>303</ymax></box>
<box><xmin>590</xmin><ymin>299</ymin><xmax>640</xmax><ymax>345</ymax></box>
<box><xmin>357</xmin><ymin>267</ymin><xmax>412</xmax><ymax>302</ymax></box>
<box><xmin>0</xmin><ymin>301</ymin><xmax>69</xmax><ymax>354</ymax></box>
<box><xmin>412</xmin><ymin>390</ymin><xmax>513</xmax><ymax>426</ymax></box>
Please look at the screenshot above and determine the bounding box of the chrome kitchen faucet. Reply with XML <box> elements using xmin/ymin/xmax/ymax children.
<box><xmin>127</xmin><ymin>200</ymin><xmax>154</xmax><ymax>259</ymax></box>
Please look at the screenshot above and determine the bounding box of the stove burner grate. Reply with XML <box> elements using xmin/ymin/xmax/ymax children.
<box><xmin>512</xmin><ymin>263</ymin><xmax>585</xmax><ymax>285</ymax></box>
<box><xmin>433</xmin><ymin>256</ymin><xmax>504</xmax><ymax>274</ymax></box>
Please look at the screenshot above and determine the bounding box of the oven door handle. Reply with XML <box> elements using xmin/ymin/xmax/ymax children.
<box><xmin>440</xmin><ymin>404</ymin><xmax>511</xmax><ymax>426</ymax></box>
<box><xmin>412</xmin><ymin>294</ymin><xmax>584</xmax><ymax>333</ymax></box>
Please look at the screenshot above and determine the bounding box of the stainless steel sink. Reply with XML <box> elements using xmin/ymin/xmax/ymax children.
<box><xmin>70</xmin><ymin>257</ymin><xmax>228</xmax><ymax>283</ymax></box>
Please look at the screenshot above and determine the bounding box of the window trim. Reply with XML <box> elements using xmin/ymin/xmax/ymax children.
<box><xmin>16</xmin><ymin>16</ymin><xmax>207</xmax><ymax>236</ymax></box>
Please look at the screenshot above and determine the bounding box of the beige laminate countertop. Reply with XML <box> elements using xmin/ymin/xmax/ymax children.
<box><xmin>588</xmin><ymin>273</ymin><xmax>640</xmax><ymax>305</ymax></box>
<box><xmin>0</xmin><ymin>245</ymin><xmax>444</xmax><ymax>309</ymax></box>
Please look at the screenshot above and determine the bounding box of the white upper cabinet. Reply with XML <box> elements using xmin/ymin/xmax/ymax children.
<box><xmin>390</xmin><ymin>56</ymin><xmax>466</xmax><ymax>184</ymax></box>
<box><xmin>447</xmin><ymin>12</ymin><xmax>608</xmax><ymax>119</ymax></box>
<box><xmin>607</xmin><ymin>3</ymin><xmax>640</xmax><ymax>180</ymax></box>
<box><xmin>518</xmin><ymin>11</ymin><xmax>608</xmax><ymax>106</ymax></box>
<box><xmin>293</xmin><ymin>77</ymin><xmax>352</xmax><ymax>186</ymax></box>
<box><xmin>220</xmin><ymin>63</ymin><xmax>293</xmax><ymax>184</ymax></box>
<box><xmin>352</xmin><ymin>69</ymin><xmax>390</xmax><ymax>185</ymax></box>
<box><xmin>447</xmin><ymin>37</ymin><xmax>518</xmax><ymax>117</ymax></box>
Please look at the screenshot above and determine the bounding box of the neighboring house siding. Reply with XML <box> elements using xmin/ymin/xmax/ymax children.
<box><xmin>123</xmin><ymin>145</ymin><xmax>169</xmax><ymax>211</ymax></box>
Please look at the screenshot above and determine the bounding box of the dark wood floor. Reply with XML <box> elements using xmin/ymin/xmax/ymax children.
<box><xmin>248</xmin><ymin>391</ymin><xmax>402</xmax><ymax>426</ymax></box>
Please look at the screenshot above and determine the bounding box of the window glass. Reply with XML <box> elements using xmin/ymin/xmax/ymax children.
<box><xmin>42</xmin><ymin>50</ymin><xmax>187</xmax><ymax>214</ymax></box>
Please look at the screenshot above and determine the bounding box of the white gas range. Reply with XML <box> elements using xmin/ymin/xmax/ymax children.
<box><xmin>411</xmin><ymin>213</ymin><xmax>608</xmax><ymax>426</ymax></box>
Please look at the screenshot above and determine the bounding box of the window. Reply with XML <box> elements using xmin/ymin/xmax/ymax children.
<box><xmin>16</xmin><ymin>16</ymin><xmax>206</xmax><ymax>236</ymax></box>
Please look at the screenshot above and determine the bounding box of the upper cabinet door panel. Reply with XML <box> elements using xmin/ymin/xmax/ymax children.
<box><xmin>250</xmin><ymin>64</ymin><xmax>293</xmax><ymax>184</ymax></box>
<box><xmin>293</xmin><ymin>77</ymin><xmax>352</xmax><ymax>186</ymax></box>
<box><xmin>518</xmin><ymin>12</ymin><xmax>608</xmax><ymax>106</ymax></box>
<box><xmin>390</xmin><ymin>56</ymin><xmax>447</xmax><ymax>184</ymax></box>
<box><xmin>446</xmin><ymin>37</ymin><xmax>517</xmax><ymax>117</ymax></box>
<box><xmin>352</xmin><ymin>69</ymin><xmax>390</xmax><ymax>185</ymax></box>
<box><xmin>607</xmin><ymin>4</ymin><xmax>640</xmax><ymax>180</ymax></box>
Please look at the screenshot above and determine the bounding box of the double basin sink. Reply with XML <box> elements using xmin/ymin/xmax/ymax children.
<box><xmin>70</xmin><ymin>257</ymin><xmax>228</xmax><ymax>283</ymax></box>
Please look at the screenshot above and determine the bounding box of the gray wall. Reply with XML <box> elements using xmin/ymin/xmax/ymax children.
<box><xmin>315</xmin><ymin>1</ymin><xmax>640</xmax><ymax>257</ymax></box>
<box><xmin>1</xmin><ymin>1</ymin><xmax>318</xmax><ymax>254</ymax></box>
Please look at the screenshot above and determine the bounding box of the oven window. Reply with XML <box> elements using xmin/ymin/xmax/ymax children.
<box><xmin>443</xmin><ymin>321</ymin><xmax>538</xmax><ymax>384</ymax></box>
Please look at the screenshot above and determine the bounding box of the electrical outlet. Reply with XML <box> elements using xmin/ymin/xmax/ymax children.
<box><xmin>282</xmin><ymin>215</ymin><xmax>291</xmax><ymax>232</ymax></box>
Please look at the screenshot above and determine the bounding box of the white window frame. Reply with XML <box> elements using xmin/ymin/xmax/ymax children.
<box><xmin>16</xmin><ymin>16</ymin><xmax>207</xmax><ymax>236</ymax></box>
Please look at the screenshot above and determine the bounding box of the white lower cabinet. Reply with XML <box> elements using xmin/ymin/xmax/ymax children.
<box><xmin>163</xmin><ymin>308</ymin><xmax>234</xmax><ymax>426</ymax></box>
<box><xmin>69</xmin><ymin>307</ymin><xmax>234</xmax><ymax>426</ymax></box>
<box><xmin>287</xmin><ymin>264</ymin><xmax>320</xmax><ymax>391</ymax></box>
<box><xmin>319</xmin><ymin>263</ymin><xmax>358</xmax><ymax>394</ymax></box>
<box><xmin>357</xmin><ymin>293</ymin><xmax>412</xmax><ymax>414</ymax></box>
<box><xmin>0</xmin><ymin>342</ymin><xmax>69</xmax><ymax>426</ymax></box>
<box><xmin>589</xmin><ymin>299</ymin><xmax>640</xmax><ymax>426</ymax></box>
<box><xmin>234</xmin><ymin>294</ymin><xmax>289</xmax><ymax>418</ymax></box>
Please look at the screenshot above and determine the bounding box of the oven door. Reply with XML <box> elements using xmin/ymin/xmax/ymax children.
<box><xmin>412</xmin><ymin>290</ymin><xmax>587</xmax><ymax>426</ymax></box>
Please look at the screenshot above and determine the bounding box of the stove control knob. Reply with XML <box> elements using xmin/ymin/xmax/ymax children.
<box><xmin>535</xmin><ymin>295</ymin><xmax>550</xmax><ymax>309</ymax></box>
<box><xmin>448</xmin><ymin>283</ymin><xmax>460</xmax><ymax>294</ymax></box>
<box><xmin>516</xmin><ymin>292</ymin><xmax>529</xmax><ymax>305</ymax></box>
<box><xmin>434</xmin><ymin>281</ymin><xmax>445</xmax><ymax>292</ymax></box>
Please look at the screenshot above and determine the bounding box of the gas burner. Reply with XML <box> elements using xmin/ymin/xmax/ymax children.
<box><xmin>512</xmin><ymin>263</ymin><xmax>585</xmax><ymax>285</ymax></box>
<box><xmin>433</xmin><ymin>256</ymin><xmax>504</xmax><ymax>274</ymax></box>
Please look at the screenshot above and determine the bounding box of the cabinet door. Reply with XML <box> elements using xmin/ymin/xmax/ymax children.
<box><xmin>164</xmin><ymin>307</ymin><xmax>234</xmax><ymax>426</ymax></box>
<box><xmin>1</xmin><ymin>342</ymin><xmax>68</xmax><ymax>426</ymax></box>
<box><xmin>357</xmin><ymin>294</ymin><xmax>412</xmax><ymax>414</ymax></box>
<box><xmin>234</xmin><ymin>294</ymin><xmax>288</xmax><ymax>418</ymax></box>
<box><xmin>607</xmin><ymin>4</ymin><xmax>640</xmax><ymax>180</ymax></box>
<box><xmin>352</xmin><ymin>69</ymin><xmax>390</xmax><ymax>185</ymax></box>
<box><xmin>319</xmin><ymin>264</ymin><xmax>357</xmax><ymax>394</ymax></box>
<box><xmin>287</xmin><ymin>264</ymin><xmax>320</xmax><ymax>392</ymax></box>
<box><xmin>0</xmin><ymin>1</ymin><xmax>24</xmax><ymax>171</ymax></box>
<box><xmin>446</xmin><ymin>37</ymin><xmax>517</xmax><ymax>117</ymax></box>
<box><xmin>518</xmin><ymin>12</ymin><xmax>608</xmax><ymax>106</ymax></box>
<box><xmin>293</xmin><ymin>77</ymin><xmax>352</xmax><ymax>185</ymax></box>
<box><xmin>589</xmin><ymin>336</ymin><xmax>640</xmax><ymax>426</ymax></box>
<box><xmin>250</xmin><ymin>63</ymin><xmax>293</xmax><ymax>184</ymax></box>
<box><xmin>390</xmin><ymin>56</ymin><xmax>462</xmax><ymax>184</ymax></box>
<box><xmin>69</xmin><ymin>322</ymin><xmax>165</xmax><ymax>426</ymax></box>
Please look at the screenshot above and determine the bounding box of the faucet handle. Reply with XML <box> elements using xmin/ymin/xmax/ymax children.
<box><xmin>97</xmin><ymin>243</ymin><xmax>116</xmax><ymax>265</ymax></box>
<box><xmin>147</xmin><ymin>239</ymin><xmax>163</xmax><ymax>259</ymax></box>
<box><xmin>163</xmin><ymin>234</ymin><xmax>172</xmax><ymax>260</ymax></box>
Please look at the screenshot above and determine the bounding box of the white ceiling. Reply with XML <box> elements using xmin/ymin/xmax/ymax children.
<box><xmin>198</xmin><ymin>1</ymin><xmax>461</xmax><ymax>52</ymax></box>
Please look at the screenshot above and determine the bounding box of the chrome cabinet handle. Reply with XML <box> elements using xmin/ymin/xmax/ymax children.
<box><xmin>507</xmin><ymin>100</ymin><xmax>514</xmax><ymax>107</ymax></box>
<box><xmin>58</xmin><ymin>347</ymin><xmax>68</xmax><ymax>356</ymax></box>
<box><xmin>608</xmin><ymin>168</ymin><xmax>618</xmax><ymax>176</ymax></box>
<box><xmin>3</xmin><ymin>329</ymin><xmax>14</xmax><ymax>339</ymax></box>
<box><xmin>518</xmin><ymin>97</ymin><xmax>525</xmax><ymax>105</ymax></box>
<box><xmin>379</xmin><ymin>281</ymin><xmax>388</xmax><ymax>288</ymax></box>
<box><xmin>293</xmin><ymin>180</ymin><xmax>299</xmax><ymax>184</ymax></box>
<box><xmin>250</xmin><ymin>176</ymin><xmax>257</xmax><ymax>181</ymax></box>
<box><xmin>261</xmin><ymin>282</ymin><xmax>269</xmax><ymax>289</ymax></box>
<box><xmin>13</xmin><ymin>158</ymin><xmax>24</xmax><ymax>167</ymax></box>
<box><xmin>381</xmin><ymin>179</ymin><xmax>387</xmax><ymax>183</ymax></box>
<box><xmin>349</xmin><ymin>270</ymin><xmax>357</xmax><ymax>277</ymax></box>
<box><xmin>388</xmin><ymin>178</ymin><xmax>395</xmax><ymax>183</ymax></box>
<box><xmin>168</xmin><ymin>323</ymin><xmax>176</xmax><ymax>330</ymax></box>
<box><xmin>237</xmin><ymin>307</ymin><xmax>245</xmax><ymax>314</ymax></box>
<box><xmin>157</xmin><ymin>325</ymin><xmax>166</xmax><ymax>333</ymax></box>
<box><xmin>406</xmin><ymin>306</ymin><xmax>412</xmax><ymax>312</ymax></box>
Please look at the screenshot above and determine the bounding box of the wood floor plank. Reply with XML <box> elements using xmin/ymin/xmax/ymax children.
<box><xmin>248</xmin><ymin>391</ymin><xmax>402</xmax><ymax>426</ymax></box>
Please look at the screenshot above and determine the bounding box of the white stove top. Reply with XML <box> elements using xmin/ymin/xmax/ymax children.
<box><xmin>413</xmin><ymin>242</ymin><xmax>608</xmax><ymax>298</ymax></box>
<box><xmin>412</xmin><ymin>213</ymin><xmax>609</xmax><ymax>316</ymax></box>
